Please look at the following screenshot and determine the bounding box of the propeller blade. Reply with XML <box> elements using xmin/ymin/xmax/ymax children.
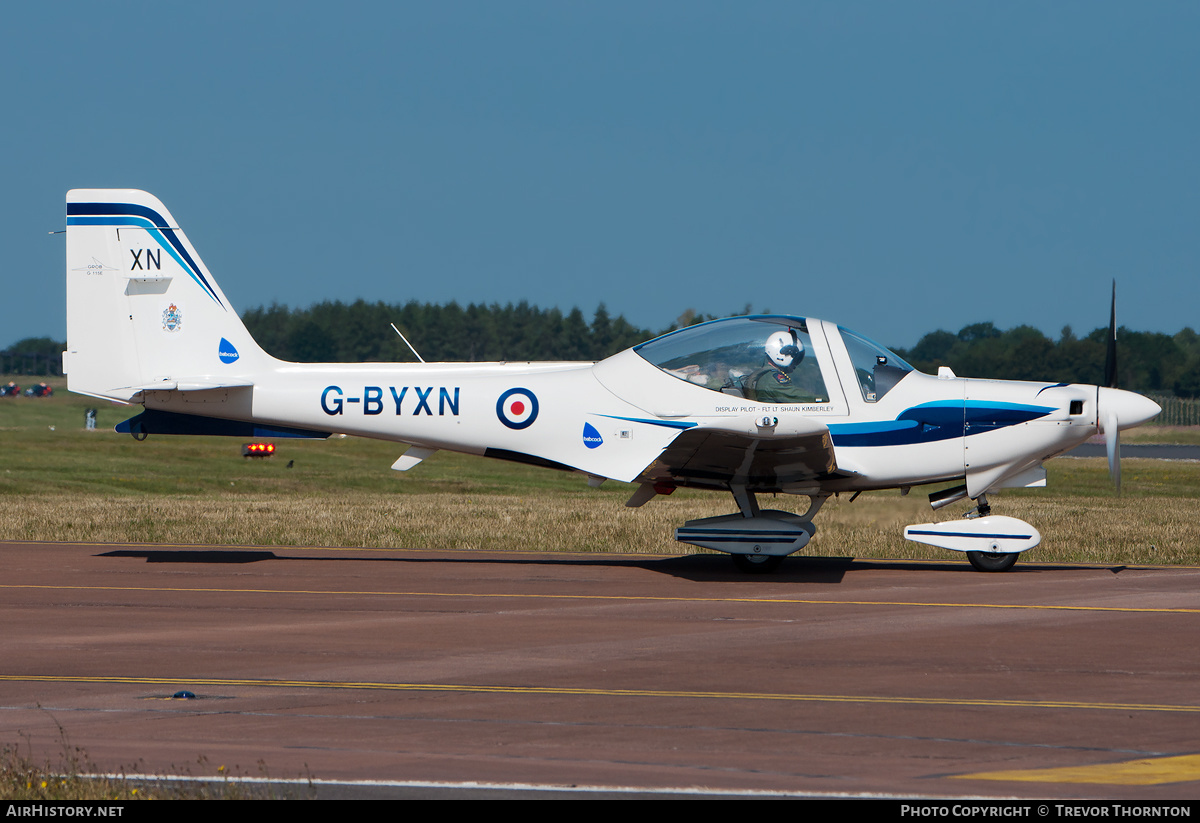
<box><xmin>1104</xmin><ymin>409</ymin><xmax>1121</xmax><ymax>493</ymax></box>
<box><xmin>1104</xmin><ymin>279</ymin><xmax>1118</xmax><ymax>388</ymax></box>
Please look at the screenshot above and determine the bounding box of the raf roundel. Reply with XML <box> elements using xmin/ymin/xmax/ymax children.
<box><xmin>496</xmin><ymin>388</ymin><xmax>539</xmax><ymax>430</ymax></box>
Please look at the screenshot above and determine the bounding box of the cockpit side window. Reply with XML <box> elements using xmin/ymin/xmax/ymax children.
<box><xmin>634</xmin><ymin>317</ymin><xmax>830</xmax><ymax>404</ymax></box>
<box><xmin>839</xmin><ymin>326</ymin><xmax>914</xmax><ymax>402</ymax></box>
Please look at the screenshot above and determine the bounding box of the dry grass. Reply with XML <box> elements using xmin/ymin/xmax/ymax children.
<box><xmin>4</xmin><ymin>465</ymin><xmax>1198</xmax><ymax>565</ymax></box>
<box><xmin>1</xmin><ymin>728</ymin><xmax>306</xmax><ymax>800</ymax></box>
<box><xmin>5</xmin><ymin>490</ymin><xmax>726</xmax><ymax>554</ymax></box>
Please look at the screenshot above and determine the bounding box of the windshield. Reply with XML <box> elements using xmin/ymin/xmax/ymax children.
<box><xmin>838</xmin><ymin>326</ymin><xmax>914</xmax><ymax>402</ymax></box>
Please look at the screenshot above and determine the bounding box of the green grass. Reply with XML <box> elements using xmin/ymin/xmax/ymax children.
<box><xmin>2</xmin><ymin>374</ymin><xmax>1198</xmax><ymax>564</ymax></box>
<box><xmin>1124</xmin><ymin>426</ymin><xmax>1200</xmax><ymax>445</ymax></box>
<box><xmin>0</xmin><ymin>375</ymin><xmax>587</xmax><ymax>497</ymax></box>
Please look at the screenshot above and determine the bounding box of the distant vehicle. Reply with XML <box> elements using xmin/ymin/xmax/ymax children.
<box><xmin>64</xmin><ymin>189</ymin><xmax>1160</xmax><ymax>573</ymax></box>
<box><xmin>24</xmin><ymin>383</ymin><xmax>52</xmax><ymax>398</ymax></box>
<box><xmin>0</xmin><ymin>382</ymin><xmax>19</xmax><ymax>397</ymax></box>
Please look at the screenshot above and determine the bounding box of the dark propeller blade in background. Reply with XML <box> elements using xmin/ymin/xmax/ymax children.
<box><xmin>1104</xmin><ymin>279</ymin><xmax>1118</xmax><ymax>389</ymax></box>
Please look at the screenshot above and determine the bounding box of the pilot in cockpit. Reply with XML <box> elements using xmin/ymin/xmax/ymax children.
<box><xmin>744</xmin><ymin>330</ymin><xmax>821</xmax><ymax>403</ymax></box>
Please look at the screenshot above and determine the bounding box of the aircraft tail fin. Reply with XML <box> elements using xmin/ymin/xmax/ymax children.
<box><xmin>65</xmin><ymin>189</ymin><xmax>273</xmax><ymax>401</ymax></box>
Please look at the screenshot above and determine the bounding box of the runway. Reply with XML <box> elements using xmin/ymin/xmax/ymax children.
<box><xmin>1</xmin><ymin>540</ymin><xmax>1198</xmax><ymax>799</ymax></box>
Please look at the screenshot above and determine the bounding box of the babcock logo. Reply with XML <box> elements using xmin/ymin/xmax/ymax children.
<box><xmin>582</xmin><ymin>422</ymin><xmax>603</xmax><ymax>449</ymax></box>
<box><xmin>218</xmin><ymin>338</ymin><xmax>240</xmax><ymax>364</ymax></box>
<box><xmin>496</xmin><ymin>388</ymin><xmax>539</xmax><ymax>429</ymax></box>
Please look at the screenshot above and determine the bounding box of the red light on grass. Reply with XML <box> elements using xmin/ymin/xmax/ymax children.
<box><xmin>241</xmin><ymin>442</ymin><xmax>276</xmax><ymax>457</ymax></box>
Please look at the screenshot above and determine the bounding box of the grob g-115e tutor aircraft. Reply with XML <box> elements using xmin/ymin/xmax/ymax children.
<box><xmin>63</xmin><ymin>189</ymin><xmax>1161</xmax><ymax>572</ymax></box>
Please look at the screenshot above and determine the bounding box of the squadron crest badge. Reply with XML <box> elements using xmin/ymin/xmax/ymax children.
<box><xmin>162</xmin><ymin>303</ymin><xmax>183</xmax><ymax>333</ymax></box>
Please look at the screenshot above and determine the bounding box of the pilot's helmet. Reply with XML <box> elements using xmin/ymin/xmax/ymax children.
<box><xmin>765</xmin><ymin>330</ymin><xmax>804</xmax><ymax>372</ymax></box>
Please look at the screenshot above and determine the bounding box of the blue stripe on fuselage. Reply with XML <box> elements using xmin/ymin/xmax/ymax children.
<box><xmin>598</xmin><ymin>414</ymin><xmax>697</xmax><ymax>430</ymax></box>
<box><xmin>829</xmin><ymin>400</ymin><xmax>1054</xmax><ymax>448</ymax></box>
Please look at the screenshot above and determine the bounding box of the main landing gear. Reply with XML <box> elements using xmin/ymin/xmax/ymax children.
<box><xmin>732</xmin><ymin>553</ymin><xmax>784</xmax><ymax>574</ymax></box>
<box><xmin>674</xmin><ymin>486</ymin><xmax>827</xmax><ymax>574</ymax></box>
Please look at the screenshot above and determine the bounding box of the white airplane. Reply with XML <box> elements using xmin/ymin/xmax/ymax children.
<box><xmin>63</xmin><ymin>189</ymin><xmax>1162</xmax><ymax>573</ymax></box>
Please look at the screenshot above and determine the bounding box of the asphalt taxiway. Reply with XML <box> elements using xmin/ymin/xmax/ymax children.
<box><xmin>1</xmin><ymin>540</ymin><xmax>1198</xmax><ymax>799</ymax></box>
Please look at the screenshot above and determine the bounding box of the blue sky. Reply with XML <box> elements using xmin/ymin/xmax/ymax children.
<box><xmin>4</xmin><ymin>2</ymin><xmax>1197</xmax><ymax>351</ymax></box>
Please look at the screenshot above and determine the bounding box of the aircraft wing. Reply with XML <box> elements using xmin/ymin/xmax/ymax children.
<box><xmin>632</xmin><ymin>416</ymin><xmax>842</xmax><ymax>492</ymax></box>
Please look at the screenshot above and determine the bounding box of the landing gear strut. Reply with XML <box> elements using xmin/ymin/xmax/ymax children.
<box><xmin>966</xmin><ymin>494</ymin><xmax>992</xmax><ymax>519</ymax></box>
<box><xmin>962</xmin><ymin>494</ymin><xmax>1017</xmax><ymax>571</ymax></box>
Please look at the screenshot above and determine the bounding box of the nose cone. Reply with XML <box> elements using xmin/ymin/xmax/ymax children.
<box><xmin>1098</xmin><ymin>387</ymin><xmax>1162</xmax><ymax>431</ymax></box>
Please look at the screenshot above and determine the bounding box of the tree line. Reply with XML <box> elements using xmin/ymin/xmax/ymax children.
<box><xmin>894</xmin><ymin>323</ymin><xmax>1200</xmax><ymax>399</ymax></box>
<box><xmin>239</xmin><ymin>299</ymin><xmax>654</xmax><ymax>364</ymax></box>
<box><xmin>5</xmin><ymin>303</ymin><xmax>1198</xmax><ymax>398</ymax></box>
<box><xmin>0</xmin><ymin>337</ymin><xmax>63</xmax><ymax>377</ymax></box>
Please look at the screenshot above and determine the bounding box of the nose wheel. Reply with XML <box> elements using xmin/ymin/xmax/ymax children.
<box><xmin>906</xmin><ymin>494</ymin><xmax>1035</xmax><ymax>572</ymax></box>
<box><xmin>966</xmin><ymin>551</ymin><xmax>1018</xmax><ymax>572</ymax></box>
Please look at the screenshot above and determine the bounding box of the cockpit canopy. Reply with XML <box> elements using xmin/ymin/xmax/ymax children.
<box><xmin>634</xmin><ymin>316</ymin><xmax>831</xmax><ymax>403</ymax></box>
<box><xmin>633</xmin><ymin>315</ymin><xmax>914</xmax><ymax>404</ymax></box>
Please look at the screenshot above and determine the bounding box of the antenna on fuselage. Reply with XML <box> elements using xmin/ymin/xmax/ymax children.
<box><xmin>390</xmin><ymin>323</ymin><xmax>426</xmax><ymax>363</ymax></box>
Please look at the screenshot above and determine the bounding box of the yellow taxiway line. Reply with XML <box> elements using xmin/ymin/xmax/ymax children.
<box><xmin>958</xmin><ymin>753</ymin><xmax>1200</xmax><ymax>785</ymax></box>
<box><xmin>1</xmin><ymin>583</ymin><xmax>1197</xmax><ymax>614</ymax></box>
<box><xmin>1</xmin><ymin>674</ymin><xmax>1197</xmax><ymax>714</ymax></box>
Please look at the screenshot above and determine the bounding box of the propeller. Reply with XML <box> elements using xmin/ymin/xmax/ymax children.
<box><xmin>1105</xmin><ymin>279</ymin><xmax>1120</xmax><ymax>491</ymax></box>
<box><xmin>1096</xmin><ymin>280</ymin><xmax>1161</xmax><ymax>492</ymax></box>
<box><xmin>1104</xmin><ymin>407</ymin><xmax>1121</xmax><ymax>492</ymax></box>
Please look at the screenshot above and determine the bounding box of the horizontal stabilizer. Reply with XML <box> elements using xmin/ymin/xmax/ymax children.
<box><xmin>116</xmin><ymin>409</ymin><xmax>331</xmax><ymax>439</ymax></box>
<box><xmin>127</xmin><ymin>379</ymin><xmax>255</xmax><ymax>396</ymax></box>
